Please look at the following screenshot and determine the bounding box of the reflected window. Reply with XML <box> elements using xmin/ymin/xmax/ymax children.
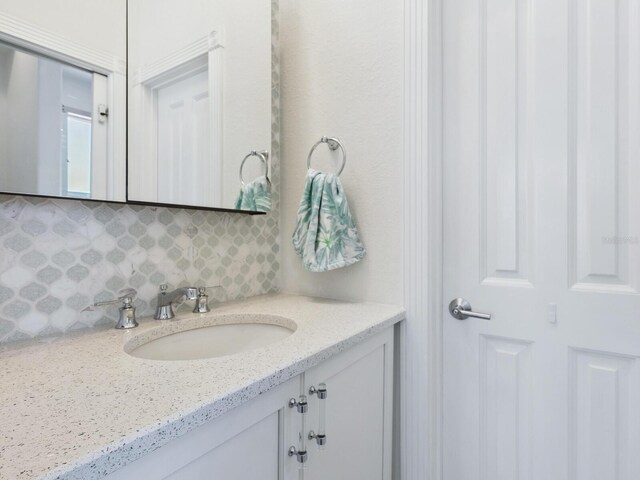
<box><xmin>63</xmin><ymin>108</ymin><xmax>92</xmax><ymax>198</ymax></box>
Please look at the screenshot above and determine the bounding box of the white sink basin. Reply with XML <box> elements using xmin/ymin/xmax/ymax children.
<box><xmin>125</xmin><ymin>314</ymin><xmax>296</xmax><ymax>361</ymax></box>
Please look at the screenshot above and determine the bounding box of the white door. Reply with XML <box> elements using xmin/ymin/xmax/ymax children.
<box><xmin>442</xmin><ymin>0</ymin><xmax>640</xmax><ymax>479</ymax></box>
<box><xmin>156</xmin><ymin>69</ymin><xmax>211</xmax><ymax>205</ymax></box>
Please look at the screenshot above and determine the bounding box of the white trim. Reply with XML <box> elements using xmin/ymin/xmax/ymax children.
<box><xmin>402</xmin><ymin>0</ymin><xmax>443</xmax><ymax>479</ymax></box>
<box><xmin>133</xmin><ymin>31</ymin><xmax>223</xmax><ymax>86</ymax></box>
<box><xmin>0</xmin><ymin>10</ymin><xmax>127</xmax><ymax>202</ymax></box>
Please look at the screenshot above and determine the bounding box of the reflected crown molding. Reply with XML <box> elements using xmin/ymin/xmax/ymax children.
<box><xmin>0</xmin><ymin>11</ymin><xmax>125</xmax><ymax>75</ymax></box>
<box><xmin>133</xmin><ymin>30</ymin><xmax>223</xmax><ymax>86</ymax></box>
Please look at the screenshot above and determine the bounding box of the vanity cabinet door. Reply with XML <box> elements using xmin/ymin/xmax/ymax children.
<box><xmin>105</xmin><ymin>376</ymin><xmax>301</xmax><ymax>480</ymax></box>
<box><xmin>303</xmin><ymin>328</ymin><xmax>394</xmax><ymax>480</ymax></box>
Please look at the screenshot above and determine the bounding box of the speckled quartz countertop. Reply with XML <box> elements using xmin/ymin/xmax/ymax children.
<box><xmin>0</xmin><ymin>294</ymin><xmax>404</xmax><ymax>480</ymax></box>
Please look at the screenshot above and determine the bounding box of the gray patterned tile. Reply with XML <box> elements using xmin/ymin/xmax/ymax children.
<box><xmin>106</xmin><ymin>276</ymin><xmax>126</xmax><ymax>292</ymax></box>
<box><xmin>158</xmin><ymin>210</ymin><xmax>174</xmax><ymax>225</ymax></box>
<box><xmin>167</xmin><ymin>247</ymin><xmax>181</xmax><ymax>261</ymax></box>
<box><xmin>106</xmin><ymin>249</ymin><xmax>126</xmax><ymax>264</ymax></box>
<box><xmin>67</xmin><ymin>204</ymin><xmax>91</xmax><ymax>223</ymax></box>
<box><xmin>21</xmin><ymin>251</ymin><xmax>47</xmax><ymax>269</ymax></box>
<box><xmin>130</xmin><ymin>273</ymin><xmax>146</xmax><ymax>289</ymax></box>
<box><xmin>149</xmin><ymin>272</ymin><xmax>165</xmax><ymax>285</ymax></box>
<box><xmin>66</xmin><ymin>293</ymin><xmax>90</xmax><ymax>310</ymax></box>
<box><xmin>117</xmin><ymin>236</ymin><xmax>136</xmax><ymax>251</ymax></box>
<box><xmin>0</xmin><ymin>216</ymin><xmax>13</xmax><ymax>236</ymax></box>
<box><xmin>94</xmin><ymin>205</ymin><xmax>116</xmax><ymax>223</ymax></box>
<box><xmin>138</xmin><ymin>235</ymin><xmax>155</xmax><ymax>249</ymax></box>
<box><xmin>52</xmin><ymin>251</ymin><xmax>75</xmax><ymax>268</ymax></box>
<box><xmin>67</xmin><ymin>265</ymin><xmax>90</xmax><ymax>282</ymax></box>
<box><xmin>139</xmin><ymin>261</ymin><xmax>155</xmax><ymax>275</ymax></box>
<box><xmin>4</xmin><ymin>234</ymin><xmax>32</xmax><ymax>252</ymax></box>
<box><xmin>0</xmin><ymin>286</ymin><xmax>14</xmax><ymax>304</ymax></box>
<box><xmin>176</xmin><ymin>258</ymin><xmax>190</xmax><ymax>271</ymax></box>
<box><xmin>80</xmin><ymin>250</ymin><xmax>103</xmax><ymax>266</ymax></box>
<box><xmin>3</xmin><ymin>300</ymin><xmax>30</xmax><ymax>319</ymax></box>
<box><xmin>105</xmin><ymin>221</ymin><xmax>126</xmax><ymax>237</ymax></box>
<box><xmin>167</xmin><ymin>224</ymin><xmax>182</xmax><ymax>237</ymax></box>
<box><xmin>128</xmin><ymin>222</ymin><xmax>146</xmax><ymax>238</ymax></box>
<box><xmin>52</xmin><ymin>220</ymin><xmax>77</xmax><ymax>236</ymax></box>
<box><xmin>0</xmin><ymin>318</ymin><xmax>13</xmax><ymax>336</ymax></box>
<box><xmin>37</xmin><ymin>266</ymin><xmax>63</xmax><ymax>284</ymax></box>
<box><xmin>158</xmin><ymin>235</ymin><xmax>173</xmax><ymax>249</ymax></box>
<box><xmin>21</xmin><ymin>219</ymin><xmax>46</xmax><ymax>237</ymax></box>
<box><xmin>36</xmin><ymin>296</ymin><xmax>63</xmax><ymax>314</ymax></box>
<box><xmin>137</xmin><ymin>208</ymin><xmax>156</xmax><ymax>225</ymax></box>
<box><xmin>19</xmin><ymin>283</ymin><xmax>47</xmax><ymax>301</ymax></box>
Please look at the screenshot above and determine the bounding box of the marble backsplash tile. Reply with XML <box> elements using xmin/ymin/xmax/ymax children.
<box><xmin>0</xmin><ymin>197</ymin><xmax>280</xmax><ymax>343</ymax></box>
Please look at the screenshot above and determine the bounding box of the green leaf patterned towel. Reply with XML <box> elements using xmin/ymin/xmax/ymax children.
<box><xmin>235</xmin><ymin>177</ymin><xmax>272</xmax><ymax>212</ymax></box>
<box><xmin>292</xmin><ymin>169</ymin><xmax>366</xmax><ymax>272</ymax></box>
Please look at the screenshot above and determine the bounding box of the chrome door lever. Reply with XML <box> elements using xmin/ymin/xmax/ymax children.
<box><xmin>449</xmin><ymin>298</ymin><xmax>491</xmax><ymax>320</ymax></box>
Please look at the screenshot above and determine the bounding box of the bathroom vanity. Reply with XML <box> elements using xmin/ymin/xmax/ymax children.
<box><xmin>0</xmin><ymin>295</ymin><xmax>403</xmax><ymax>479</ymax></box>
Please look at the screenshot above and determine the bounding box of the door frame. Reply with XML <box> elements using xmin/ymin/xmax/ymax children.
<box><xmin>401</xmin><ymin>0</ymin><xmax>443</xmax><ymax>478</ymax></box>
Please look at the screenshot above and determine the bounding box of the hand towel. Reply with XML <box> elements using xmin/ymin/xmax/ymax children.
<box><xmin>234</xmin><ymin>177</ymin><xmax>272</xmax><ymax>212</ymax></box>
<box><xmin>292</xmin><ymin>169</ymin><xmax>366</xmax><ymax>272</ymax></box>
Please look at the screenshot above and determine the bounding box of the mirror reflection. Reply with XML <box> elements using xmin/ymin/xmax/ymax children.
<box><xmin>127</xmin><ymin>0</ymin><xmax>272</xmax><ymax>212</ymax></box>
<box><xmin>0</xmin><ymin>42</ymin><xmax>111</xmax><ymax>200</ymax></box>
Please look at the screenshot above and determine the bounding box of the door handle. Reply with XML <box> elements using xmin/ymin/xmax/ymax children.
<box><xmin>449</xmin><ymin>298</ymin><xmax>491</xmax><ymax>320</ymax></box>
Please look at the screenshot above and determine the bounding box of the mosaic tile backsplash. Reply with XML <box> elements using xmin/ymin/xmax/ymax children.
<box><xmin>0</xmin><ymin>197</ymin><xmax>280</xmax><ymax>343</ymax></box>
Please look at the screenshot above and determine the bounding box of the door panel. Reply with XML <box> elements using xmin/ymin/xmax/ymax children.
<box><xmin>443</xmin><ymin>0</ymin><xmax>640</xmax><ymax>478</ymax></box>
<box><xmin>156</xmin><ymin>69</ymin><xmax>210</xmax><ymax>205</ymax></box>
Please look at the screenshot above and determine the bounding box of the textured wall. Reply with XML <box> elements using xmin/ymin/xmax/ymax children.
<box><xmin>0</xmin><ymin>0</ymin><xmax>281</xmax><ymax>343</ymax></box>
<box><xmin>278</xmin><ymin>0</ymin><xmax>404</xmax><ymax>304</ymax></box>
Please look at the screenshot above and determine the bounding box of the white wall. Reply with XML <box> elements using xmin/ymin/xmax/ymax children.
<box><xmin>0</xmin><ymin>0</ymin><xmax>126</xmax><ymax>58</ymax></box>
<box><xmin>2</xmin><ymin>50</ymin><xmax>39</xmax><ymax>193</ymax></box>
<box><xmin>0</xmin><ymin>46</ymin><xmax>11</xmax><ymax>180</ymax></box>
<box><xmin>278</xmin><ymin>0</ymin><xmax>404</xmax><ymax>304</ymax></box>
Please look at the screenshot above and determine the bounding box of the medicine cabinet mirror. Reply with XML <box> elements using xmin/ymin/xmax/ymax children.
<box><xmin>127</xmin><ymin>0</ymin><xmax>273</xmax><ymax>212</ymax></box>
<box><xmin>0</xmin><ymin>0</ymin><xmax>127</xmax><ymax>202</ymax></box>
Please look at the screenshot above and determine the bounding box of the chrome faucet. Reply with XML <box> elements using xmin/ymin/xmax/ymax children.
<box><xmin>154</xmin><ymin>284</ymin><xmax>199</xmax><ymax>320</ymax></box>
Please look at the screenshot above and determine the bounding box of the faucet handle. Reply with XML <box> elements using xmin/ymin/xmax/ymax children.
<box><xmin>160</xmin><ymin>283</ymin><xmax>168</xmax><ymax>294</ymax></box>
<box><xmin>192</xmin><ymin>285</ymin><xmax>223</xmax><ymax>314</ymax></box>
<box><xmin>82</xmin><ymin>289</ymin><xmax>138</xmax><ymax>330</ymax></box>
<box><xmin>199</xmin><ymin>285</ymin><xmax>223</xmax><ymax>292</ymax></box>
<box><xmin>85</xmin><ymin>288</ymin><xmax>137</xmax><ymax>310</ymax></box>
<box><xmin>118</xmin><ymin>288</ymin><xmax>137</xmax><ymax>305</ymax></box>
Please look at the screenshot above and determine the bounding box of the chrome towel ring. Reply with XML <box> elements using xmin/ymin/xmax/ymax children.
<box><xmin>307</xmin><ymin>136</ymin><xmax>347</xmax><ymax>176</ymax></box>
<box><xmin>239</xmin><ymin>150</ymin><xmax>270</xmax><ymax>186</ymax></box>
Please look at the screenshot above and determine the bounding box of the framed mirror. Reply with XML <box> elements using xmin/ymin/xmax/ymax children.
<box><xmin>127</xmin><ymin>0</ymin><xmax>273</xmax><ymax>213</ymax></box>
<box><xmin>0</xmin><ymin>0</ymin><xmax>127</xmax><ymax>202</ymax></box>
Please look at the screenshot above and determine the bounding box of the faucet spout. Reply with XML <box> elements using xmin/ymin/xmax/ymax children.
<box><xmin>154</xmin><ymin>285</ymin><xmax>199</xmax><ymax>320</ymax></box>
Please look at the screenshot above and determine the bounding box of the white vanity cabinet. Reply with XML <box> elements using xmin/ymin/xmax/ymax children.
<box><xmin>105</xmin><ymin>376</ymin><xmax>301</xmax><ymax>480</ymax></box>
<box><xmin>105</xmin><ymin>328</ymin><xmax>394</xmax><ymax>480</ymax></box>
<box><xmin>303</xmin><ymin>328</ymin><xmax>394</xmax><ymax>479</ymax></box>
